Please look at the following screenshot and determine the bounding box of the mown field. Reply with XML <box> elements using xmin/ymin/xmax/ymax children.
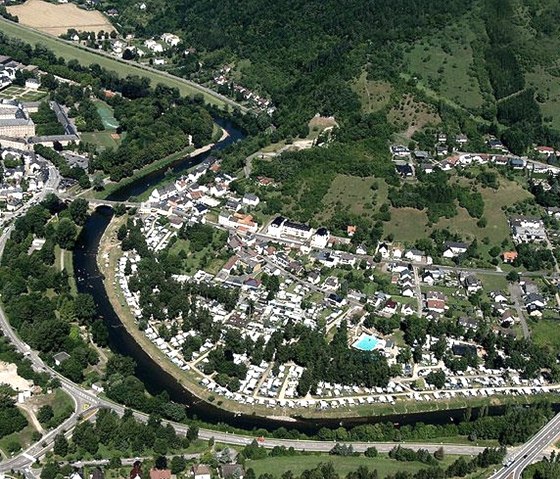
<box><xmin>8</xmin><ymin>0</ymin><xmax>115</xmax><ymax>36</ymax></box>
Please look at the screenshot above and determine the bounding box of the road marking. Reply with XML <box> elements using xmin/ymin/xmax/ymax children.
<box><xmin>22</xmin><ymin>453</ymin><xmax>35</xmax><ymax>461</ymax></box>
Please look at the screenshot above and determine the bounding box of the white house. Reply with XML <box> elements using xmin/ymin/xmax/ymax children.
<box><xmin>442</xmin><ymin>242</ymin><xmax>468</xmax><ymax>258</ymax></box>
<box><xmin>242</xmin><ymin>193</ymin><xmax>260</xmax><ymax>207</ymax></box>
<box><xmin>144</xmin><ymin>39</ymin><xmax>164</xmax><ymax>53</ymax></box>
<box><xmin>191</xmin><ymin>465</ymin><xmax>211</xmax><ymax>479</ymax></box>
<box><xmin>311</xmin><ymin>227</ymin><xmax>330</xmax><ymax>249</ymax></box>
<box><xmin>25</xmin><ymin>78</ymin><xmax>40</xmax><ymax>90</ymax></box>
<box><xmin>161</xmin><ymin>33</ymin><xmax>181</xmax><ymax>47</ymax></box>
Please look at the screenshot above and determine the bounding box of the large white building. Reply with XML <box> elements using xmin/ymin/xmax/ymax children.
<box><xmin>267</xmin><ymin>216</ymin><xmax>313</xmax><ymax>240</ymax></box>
<box><xmin>0</xmin><ymin>100</ymin><xmax>35</xmax><ymax>139</ymax></box>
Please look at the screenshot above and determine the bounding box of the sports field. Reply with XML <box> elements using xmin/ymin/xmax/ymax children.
<box><xmin>0</xmin><ymin>17</ymin><xmax>230</xmax><ymax>108</ymax></box>
<box><xmin>8</xmin><ymin>0</ymin><xmax>114</xmax><ymax>36</ymax></box>
<box><xmin>95</xmin><ymin>100</ymin><xmax>118</xmax><ymax>130</ymax></box>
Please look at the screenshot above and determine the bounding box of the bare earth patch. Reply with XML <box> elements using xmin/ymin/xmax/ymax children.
<box><xmin>8</xmin><ymin>0</ymin><xmax>115</xmax><ymax>36</ymax></box>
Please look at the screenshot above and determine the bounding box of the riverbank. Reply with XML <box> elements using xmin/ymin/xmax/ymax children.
<box><xmin>133</xmin><ymin>128</ymin><xmax>230</xmax><ymax>203</ymax></box>
<box><xmin>96</xmin><ymin>215</ymin><xmax>560</xmax><ymax>428</ymax></box>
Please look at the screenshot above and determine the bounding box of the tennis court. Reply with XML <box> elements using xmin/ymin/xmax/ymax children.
<box><xmin>95</xmin><ymin>100</ymin><xmax>119</xmax><ymax>130</ymax></box>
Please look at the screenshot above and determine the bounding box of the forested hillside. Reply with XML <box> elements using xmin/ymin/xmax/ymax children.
<box><xmin>104</xmin><ymin>0</ymin><xmax>560</xmax><ymax>140</ymax></box>
<box><xmin>108</xmin><ymin>0</ymin><xmax>476</xmax><ymax>130</ymax></box>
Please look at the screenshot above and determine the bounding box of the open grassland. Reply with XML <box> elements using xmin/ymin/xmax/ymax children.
<box><xmin>8</xmin><ymin>0</ymin><xmax>115</xmax><ymax>36</ymax></box>
<box><xmin>388</xmin><ymin>93</ymin><xmax>441</xmax><ymax>138</ymax></box>
<box><xmin>526</xmin><ymin>67</ymin><xmax>560</xmax><ymax>131</ymax></box>
<box><xmin>0</xmin><ymin>18</ymin><xmax>228</xmax><ymax>107</ymax></box>
<box><xmin>531</xmin><ymin>319</ymin><xmax>560</xmax><ymax>352</ymax></box>
<box><xmin>404</xmin><ymin>19</ymin><xmax>486</xmax><ymax>110</ymax></box>
<box><xmin>318</xmin><ymin>174</ymin><xmax>387</xmax><ymax>222</ymax></box>
<box><xmin>384</xmin><ymin>177</ymin><xmax>532</xmax><ymax>244</ymax></box>
<box><xmin>0</xmin><ymin>409</ymin><xmax>35</xmax><ymax>458</ymax></box>
<box><xmin>352</xmin><ymin>71</ymin><xmax>394</xmax><ymax>113</ymax></box>
<box><xmin>81</xmin><ymin>131</ymin><xmax>120</xmax><ymax>150</ymax></box>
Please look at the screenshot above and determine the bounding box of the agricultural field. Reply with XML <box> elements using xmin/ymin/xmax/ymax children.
<box><xmin>8</xmin><ymin>0</ymin><xmax>115</xmax><ymax>36</ymax></box>
<box><xmin>0</xmin><ymin>85</ymin><xmax>47</xmax><ymax>101</ymax></box>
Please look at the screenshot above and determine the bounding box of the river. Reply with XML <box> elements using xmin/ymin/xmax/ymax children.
<box><xmin>74</xmin><ymin>119</ymin><xmax>517</xmax><ymax>435</ymax></box>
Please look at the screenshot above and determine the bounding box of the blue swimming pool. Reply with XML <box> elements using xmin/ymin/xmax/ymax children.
<box><xmin>352</xmin><ymin>334</ymin><xmax>380</xmax><ymax>351</ymax></box>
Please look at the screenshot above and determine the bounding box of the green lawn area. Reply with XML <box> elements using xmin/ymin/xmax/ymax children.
<box><xmin>531</xmin><ymin>318</ymin><xmax>560</xmax><ymax>352</ymax></box>
<box><xmin>318</xmin><ymin>174</ymin><xmax>388</xmax><ymax>223</ymax></box>
<box><xmin>246</xmin><ymin>454</ymin><xmax>457</xmax><ymax>478</ymax></box>
<box><xmin>81</xmin><ymin>131</ymin><xmax>121</xmax><ymax>151</ymax></box>
<box><xmin>0</xmin><ymin>17</ymin><xmax>229</xmax><ymax>108</ymax></box>
<box><xmin>55</xmin><ymin>245</ymin><xmax>77</xmax><ymax>294</ymax></box>
<box><xmin>0</xmin><ymin>84</ymin><xmax>48</xmax><ymax>101</ymax></box>
<box><xmin>0</xmin><ymin>409</ymin><xmax>35</xmax><ymax>458</ymax></box>
<box><xmin>169</xmin><ymin>234</ymin><xmax>228</xmax><ymax>275</ymax></box>
<box><xmin>478</xmin><ymin>274</ymin><xmax>509</xmax><ymax>292</ymax></box>
<box><xmin>526</xmin><ymin>67</ymin><xmax>560</xmax><ymax>131</ymax></box>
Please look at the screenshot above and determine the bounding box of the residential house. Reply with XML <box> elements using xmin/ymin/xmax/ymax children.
<box><xmin>462</xmin><ymin>274</ymin><xmax>482</xmax><ymax>295</ymax></box>
<box><xmin>404</xmin><ymin>249</ymin><xmax>424</xmax><ymax>263</ymax></box>
<box><xmin>149</xmin><ymin>469</ymin><xmax>171</xmax><ymax>479</ymax></box>
<box><xmin>509</xmin><ymin>157</ymin><xmax>526</xmax><ymax>169</ymax></box>
<box><xmin>220</xmin><ymin>464</ymin><xmax>245</xmax><ymax>479</ymax></box>
<box><xmin>311</xmin><ymin>227</ymin><xmax>330</xmax><ymax>248</ymax></box>
<box><xmin>502</xmin><ymin>251</ymin><xmax>518</xmax><ymax>263</ymax></box>
<box><xmin>242</xmin><ymin>193</ymin><xmax>260</xmax><ymax>207</ymax></box>
<box><xmin>442</xmin><ymin>241</ymin><xmax>468</xmax><ymax>258</ymax></box>
<box><xmin>191</xmin><ymin>465</ymin><xmax>212</xmax><ymax>479</ymax></box>
<box><xmin>53</xmin><ymin>351</ymin><xmax>70</xmax><ymax>366</ymax></box>
<box><xmin>458</xmin><ymin>317</ymin><xmax>478</xmax><ymax>331</ymax></box>
<box><xmin>510</xmin><ymin>216</ymin><xmax>546</xmax><ymax>243</ymax></box>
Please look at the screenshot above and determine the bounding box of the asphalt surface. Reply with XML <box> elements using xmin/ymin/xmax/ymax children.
<box><xmin>488</xmin><ymin>412</ymin><xmax>560</xmax><ymax>479</ymax></box>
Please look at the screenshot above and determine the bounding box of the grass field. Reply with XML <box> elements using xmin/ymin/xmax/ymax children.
<box><xmin>245</xmin><ymin>454</ymin><xmax>492</xmax><ymax>478</ymax></box>
<box><xmin>353</xmin><ymin>71</ymin><xmax>394</xmax><ymax>113</ymax></box>
<box><xmin>531</xmin><ymin>319</ymin><xmax>560</xmax><ymax>352</ymax></box>
<box><xmin>318</xmin><ymin>174</ymin><xmax>384</xmax><ymax>223</ymax></box>
<box><xmin>169</xmin><ymin>236</ymin><xmax>228</xmax><ymax>276</ymax></box>
<box><xmin>384</xmin><ymin>177</ymin><xmax>532</xmax><ymax>245</ymax></box>
<box><xmin>0</xmin><ymin>17</ymin><xmax>229</xmax><ymax>107</ymax></box>
<box><xmin>388</xmin><ymin>93</ymin><xmax>441</xmax><ymax>138</ymax></box>
<box><xmin>404</xmin><ymin>20</ymin><xmax>485</xmax><ymax>110</ymax></box>
<box><xmin>526</xmin><ymin>67</ymin><xmax>560</xmax><ymax>131</ymax></box>
<box><xmin>0</xmin><ymin>409</ymin><xmax>35</xmax><ymax>458</ymax></box>
<box><xmin>81</xmin><ymin>131</ymin><xmax>120</xmax><ymax>150</ymax></box>
<box><xmin>8</xmin><ymin>0</ymin><xmax>113</xmax><ymax>36</ymax></box>
<box><xmin>0</xmin><ymin>85</ymin><xmax>47</xmax><ymax>101</ymax></box>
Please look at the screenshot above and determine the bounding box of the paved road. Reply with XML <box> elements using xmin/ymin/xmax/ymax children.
<box><xmin>0</xmin><ymin>17</ymin><xmax>248</xmax><ymax>113</ymax></box>
<box><xmin>488</xmin><ymin>412</ymin><xmax>560</xmax><ymax>479</ymax></box>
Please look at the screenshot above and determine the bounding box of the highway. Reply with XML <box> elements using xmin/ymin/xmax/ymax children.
<box><xmin>488</xmin><ymin>412</ymin><xmax>560</xmax><ymax>479</ymax></box>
